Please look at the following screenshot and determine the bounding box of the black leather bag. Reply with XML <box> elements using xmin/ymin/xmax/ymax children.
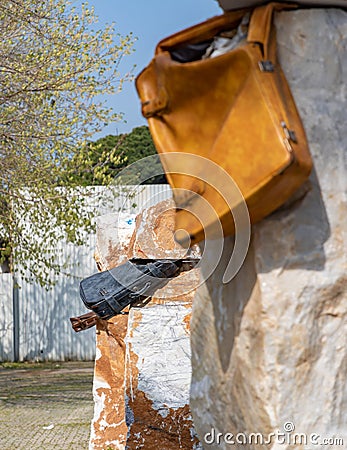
<box><xmin>79</xmin><ymin>259</ymin><xmax>180</xmax><ymax>320</ymax></box>
<box><xmin>71</xmin><ymin>258</ymin><xmax>199</xmax><ymax>332</ymax></box>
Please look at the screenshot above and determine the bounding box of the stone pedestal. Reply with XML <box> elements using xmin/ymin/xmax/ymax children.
<box><xmin>190</xmin><ymin>9</ymin><xmax>347</xmax><ymax>449</ymax></box>
<box><xmin>89</xmin><ymin>202</ymin><xmax>201</xmax><ymax>449</ymax></box>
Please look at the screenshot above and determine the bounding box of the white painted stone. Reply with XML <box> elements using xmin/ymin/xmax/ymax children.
<box><xmin>126</xmin><ymin>302</ymin><xmax>192</xmax><ymax>412</ymax></box>
<box><xmin>95</xmin><ymin>212</ymin><xmax>136</xmax><ymax>269</ymax></box>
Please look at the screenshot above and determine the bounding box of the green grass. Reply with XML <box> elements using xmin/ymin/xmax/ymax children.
<box><xmin>0</xmin><ymin>361</ymin><xmax>62</xmax><ymax>370</ymax></box>
<box><xmin>0</xmin><ymin>361</ymin><xmax>94</xmax><ymax>370</ymax></box>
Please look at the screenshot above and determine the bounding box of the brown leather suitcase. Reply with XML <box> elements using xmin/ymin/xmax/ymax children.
<box><xmin>136</xmin><ymin>2</ymin><xmax>312</xmax><ymax>245</ymax></box>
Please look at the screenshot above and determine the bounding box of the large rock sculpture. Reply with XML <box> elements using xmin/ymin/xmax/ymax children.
<box><xmin>190</xmin><ymin>8</ymin><xmax>347</xmax><ymax>449</ymax></box>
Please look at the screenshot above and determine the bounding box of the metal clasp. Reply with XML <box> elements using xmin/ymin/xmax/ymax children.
<box><xmin>281</xmin><ymin>121</ymin><xmax>297</xmax><ymax>143</ymax></box>
<box><xmin>258</xmin><ymin>60</ymin><xmax>274</xmax><ymax>72</ymax></box>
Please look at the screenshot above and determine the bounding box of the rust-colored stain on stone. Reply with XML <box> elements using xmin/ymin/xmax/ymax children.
<box><xmin>153</xmin><ymin>207</ymin><xmax>178</xmax><ymax>251</ymax></box>
<box><xmin>126</xmin><ymin>391</ymin><xmax>198</xmax><ymax>450</ymax></box>
<box><xmin>183</xmin><ymin>313</ymin><xmax>191</xmax><ymax>334</ymax></box>
<box><xmin>128</xmin><ymin>200</ymin><xmax>191</xmax><ymax>259</ymax></box>
<box><xmin>94</xmin><ymin>239</ymin><xmax>130</xmax><ymax>272</ymax></box>
<box><xmin>90</xmin><ymin>316</ymin><xmax>129</xmax><ymax>449</ymax></box>
<box><xmin>106</xmin><ymin>239</ymin><xmax>129</xmax><ymax>268</ymax></box>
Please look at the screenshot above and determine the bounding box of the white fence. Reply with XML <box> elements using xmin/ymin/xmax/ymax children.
<box><xmin>0</xmin><ymin>185</ymin><xmax>172</xmax><ymax>361</ymax></box>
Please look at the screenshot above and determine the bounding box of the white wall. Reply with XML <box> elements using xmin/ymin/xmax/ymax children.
<box><xmin>0</xmin><ymin>185</ymin><xmax>172</xmax><ymax>361</ymax></box>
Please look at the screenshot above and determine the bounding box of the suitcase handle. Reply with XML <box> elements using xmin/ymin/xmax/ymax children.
<box><xmin>70</xmin><ymin>312</ymin><xmax>98</xmax><ymax>332</ymax></box>
<box><xmin>136</xmin><ymin>54</ymin><xmax>170</xmax><ymax>118</ymax></box>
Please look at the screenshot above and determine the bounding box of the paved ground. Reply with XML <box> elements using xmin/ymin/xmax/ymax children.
<box><xmin>0</xmin><ymin>361</ymin><xmax>95</xmax><ymax>450</ymax></box>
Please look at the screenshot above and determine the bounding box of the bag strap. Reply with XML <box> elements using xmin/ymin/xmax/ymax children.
<box><xmin>247</xmin><ymin>2</ymin><xmax>297</xmax><ymax>61</ymax></box>
<box><xmin>248</xmin><ymin>2</ymin><xmax>300</xmax><ymax>146</ymax></box>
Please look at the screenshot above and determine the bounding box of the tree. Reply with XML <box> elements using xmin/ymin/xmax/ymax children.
<box><xmin>0</xmin><ymin>0</ymin><xmax>135</xmax><ymax>286</ymax></box>
<box><xmin>70</xmin><ymin>125</ymin><xmax>168</xmax><ymax>185</ymax></box>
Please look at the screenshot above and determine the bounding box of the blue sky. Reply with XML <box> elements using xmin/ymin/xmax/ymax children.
<box><xmin>88</xmin><ymin>0</ymin><xmax>222</xmax><ymax>137</ymax></box>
